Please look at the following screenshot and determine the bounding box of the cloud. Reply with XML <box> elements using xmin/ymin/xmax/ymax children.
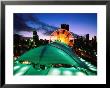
<box><xmin>14</xmin><ymin>13</ymin><xmax>59</xmax><ymax>35</ymax></box>
<box><xmin>14</xmin><ymin>14</ymin><xmax>35</xmax><ymax>32</ymax></box>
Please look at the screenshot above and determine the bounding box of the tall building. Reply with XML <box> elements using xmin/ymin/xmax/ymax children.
<box><xmin>94</xmin><ymin>36</ymin><xmax>96</xmax><ymax>42</ymax></box>
<box><xmin>61</xmin><ymin>24</ymin><xmax>69</xmax><ymax>31</ymax></box>
<box><xmin>86</xmin><ymin>34</ymin><xmax>89</xmax><ymax>41</ymax></box>
<box><xmin>33</xmin><ymin>30</ymin><xmax>39</xmax><ymax>45</ymax></box>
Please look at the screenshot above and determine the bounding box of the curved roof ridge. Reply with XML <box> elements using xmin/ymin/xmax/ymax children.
<box><xmin>49</xmin><ymin>42</ymin><xmax>90</xmax><ymax>70</ymax></box>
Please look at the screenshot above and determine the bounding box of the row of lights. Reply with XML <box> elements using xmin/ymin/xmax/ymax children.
<box><xmin>22</xmin><ymin>61</ymin><xmax>31</xmax><ymax>64</ymax></box>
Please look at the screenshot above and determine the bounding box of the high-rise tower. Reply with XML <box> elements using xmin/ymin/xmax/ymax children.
<box><xmin>33</xmin><ymin>30</ymin><xmax>39</xmax><ymax>46</ymax></box>
<box><xmin>61</xmin><ymin>24</ymin><xmax>69</xmax><ymax>31</ymax></box>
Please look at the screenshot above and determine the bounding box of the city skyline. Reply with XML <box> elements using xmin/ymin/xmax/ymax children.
<box><xmin>14</xmin><ymin>13</ymin><xmax>97</xmax><ymax>40</ymax></box>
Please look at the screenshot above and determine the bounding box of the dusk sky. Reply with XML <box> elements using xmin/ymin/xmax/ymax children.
<box><xmin>14</xmin><ymin>13</ymin><xmax>97</xmax><ymax>40</ymax></box>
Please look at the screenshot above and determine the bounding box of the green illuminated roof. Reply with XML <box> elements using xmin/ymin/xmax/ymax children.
<box><xmin>16</xmin><ymin>42</ymin><xmax>89</xmax><ymax>69</ymax></box>
<box><xmin>14</xmin><ymin>42</ymin><xmax>97</xmax><ymax>75</ymax></box>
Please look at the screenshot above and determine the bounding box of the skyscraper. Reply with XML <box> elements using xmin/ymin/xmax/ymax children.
<box><xmin>61</xmin><ymin>24</ymin><xmax>69</xmax><ymax>31</ymax></box>
<box><xmin>86</xmin><ymin>34</ymin><xmax>89</xmax><ymax>41</ymax></box>
<box><xmin>33</xmin><ymin>30</ymin><xmax>39</xmax><ymax>46</ymax></box>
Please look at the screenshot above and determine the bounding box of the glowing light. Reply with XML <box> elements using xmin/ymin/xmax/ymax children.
<box><xmin>85</xmin><ymin>62</ymin><xmax>89</xmax><ymax>65</ymax></box>
<box><xmin>15</xmin><ymin>71</ymin><xmax>24</xmax><ymax>76</ymax></box>
<box><xmin>69</xmin><ymin>37</ymin><xmax>74</xmax><ymax>40</ymax></box>
<box><xmin>87</xmin><ymin>64</ymin><xmax>92</xmax><ymax>66</ymax></box>
<box><xmin>50</xmin><ymin>29</ymin><xmax>74</xmax><ymax>46</ymax></box>
<box><xmin>14</xmin><ymin>57</ymin><xmax>17</xmax><ymax>60</ymax></box>
<box><xmin>51</xmin><ymin>36</ymin><xmax>57</xmax><ymax>41</ymax></box>
<box><xmin>79</xmin><ymin>48</ymin><xmax>81</xmax><ymax>51</ymax></box>
<box><xmin>89</xmin><ymin>67</ymin><xmax>97</xmax><ymax>71</ymax></box>
<box><xmin>80</xmin><ymin>58</ymin><xmax>85</xmax><ymax>62</ymax></box>
<box><xmin>48</xmin><ymin>68</ymin><xmax>61</xmax><ymax>75</ymax></box>
<box><xmin>22</xmin><ymin>61</ymin><xmax>31</xmax><ymax>64</ymax></box>
<box><xmin>20</xmin><ymin>66</ymin><xmax>29</xmax><ymax>71</ymax></box>
<box><xmin>63</xmin><ymin>71</ymin><xmax>73</xmax><ymax>75</ymax></box>
<box><xmin>30</xmin><ymin>39</ymin><xmax>33</xmax><ymax>42</ymax></box>
<box><xmin>15</xmin><ymin>66</ymin><xmax>29</xmax><ymax>76</ymax></box>
<box><xmin>14</xmin><ymin>66</ymin><xmax>20</xmax><ymax>70</ymax></box>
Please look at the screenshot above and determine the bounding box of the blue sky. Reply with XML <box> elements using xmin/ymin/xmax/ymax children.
<box><xmin>14</xmin><ymin>13</ymin><xmax>97</xmax><ymax>39</ymax></box>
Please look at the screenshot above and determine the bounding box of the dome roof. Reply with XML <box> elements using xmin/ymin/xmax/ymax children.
<box><xmin>16</xmin><ymin>42</ymin><xmax>89</xmax><ymax>69</ymax></box>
